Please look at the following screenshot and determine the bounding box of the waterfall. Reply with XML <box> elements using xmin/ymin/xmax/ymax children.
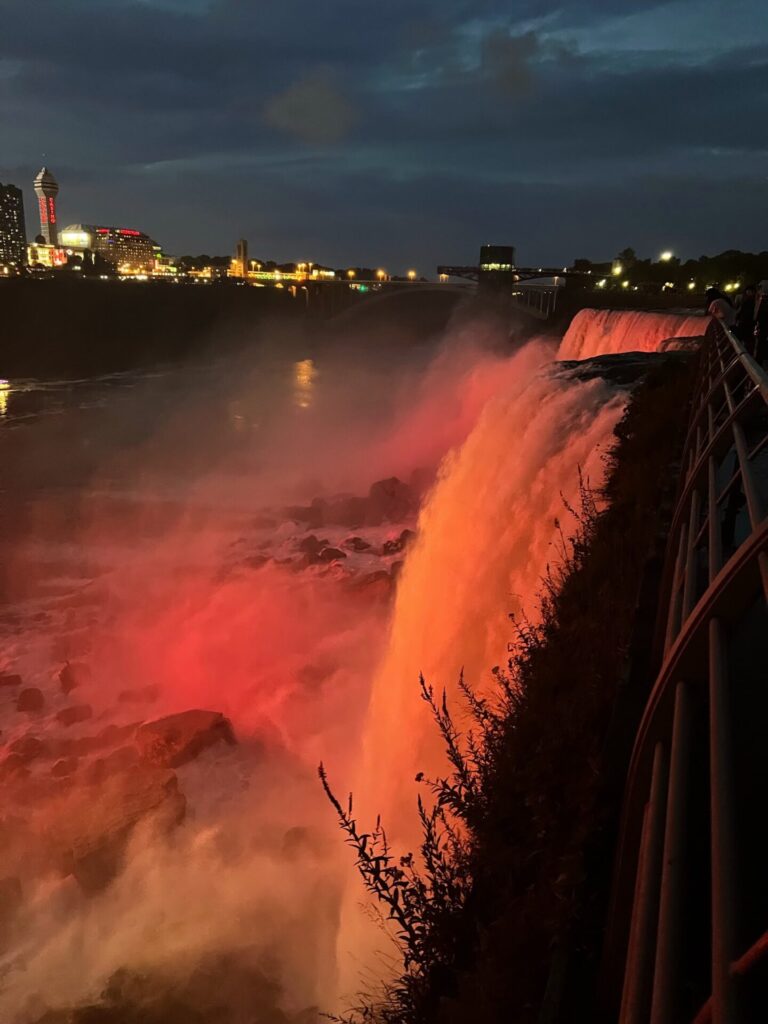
<box><xmin>338</xmin><ymin>305</ymin><xmax>701</xmax><ymax>998</ymax></box>
<box><xmin>558</xmin><ymin>307</ymin><xmax>705</xmax><ymax>360</ymax></box>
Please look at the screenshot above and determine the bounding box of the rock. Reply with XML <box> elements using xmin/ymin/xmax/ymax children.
<box><xmin>49</xmin><ymin>767</ymin><xmax>186</xmax><ymax>892</ymax></box>
<box><xmin>297</xmin><ymin>534</ymin><xmax>329</xmax><ymax>556</ymax></box>
<box><xmin>367</xmin><ymin>478</ymin><xmax>416</xmax><ymax>525</ymax></box>
<box><xmin>136</xmin><ymin>710</ymin><xmax>236</xmax><ymax>769</ymax></box>
<box><xmin>118</xmin><ymin>685</ymin><xmax>160</xmax><ymax>705</ymax></box>
<box><xmin>8</xmin><ymin>735</ymin><xmax>46</xmax><ymax>764</ymax></box>
<box><xmin>343</xmin><ymin>536</ymin><xmax>372</xmax><ymax>552</ymax></box>
<box><xmin>316</xmin><ymin>546</ymin><xmax>347</xmax><ymax>563</ymax></box>
<box><xmin>382</xmin><ymin>529</ymin><xmax>416</xmax><ymax>555</ymax></box>
<box><xmin>323</xmin><ymin>495</ymin><xmax>369</xmax><ymax>527</ymax></box>
<box><xmin>51</xmin><ymin>757</ymin><xmax>79</xmax><ymax>778</ymax></box>
<box><xmin>86</xmin><ymin>745</ymin><xmax>141</xmax><ymax>784</ymax></box>
<box><xmin>283</xmin><ymin>504</ymin><xmax>324</xmax><ymax>529</ymax></box>
<box><xmin>16</xmin><ymin>688</ymin><xmax>45</xmax><ymax>714</ymax></box>
<box><xmin>59</xmin><ymin>661</ymin><xmax>90</xmax><ymax>695</ymax></box>
<box><xmin>52</xmin><ymin>722</ymin><xmax>138</xmax><ymax>759</ymax></box>
<box><xmin>0</xmin><ymin>673</ymin><xmax>22</xmax><ymax>689</ymax></box>
<box><xmin>56</xmin><ymin>704</ymin><xmax>93</xmax><ymax>727</ymax></box>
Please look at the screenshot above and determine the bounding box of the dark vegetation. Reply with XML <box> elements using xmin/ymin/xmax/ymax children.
<box><xmin>322</xmin><ymin>353</ymin><xmax>697</xmax><ymax>1024</ymax></box>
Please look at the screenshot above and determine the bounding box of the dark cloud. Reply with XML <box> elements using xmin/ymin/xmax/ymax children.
<box><xmin>264</xmin><ymin>69</ymin><xmax>358</xmax><ymax>145</ymax></box>
<box><xmin>1</xmin><ymin>0</ymin><xmax>766</xmax><ymax>267</ymax></box>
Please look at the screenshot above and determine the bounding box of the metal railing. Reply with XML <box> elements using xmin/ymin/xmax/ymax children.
<box><xmin>604</xmin><ymin>318</ymin><xmax>768</xmax><ymax>1024</ymax></box>
<box><xmin>509</xmin><ymin>284</ymin><xmax>560</xmax><ymax>319</ymax></box>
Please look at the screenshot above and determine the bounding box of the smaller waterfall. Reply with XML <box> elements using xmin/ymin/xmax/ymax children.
<box><xmin>558</xmin><ymin>308</ymin><xmax>706</xmax><ymax>360</ymax></box>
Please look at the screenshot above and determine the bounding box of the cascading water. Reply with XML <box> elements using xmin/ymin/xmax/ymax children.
<box><xmin>558</xmin><ymin>307</ymin><xmax>705</xmax><ymax>360</ymax></box>
<box><xmin>336</xmin><ymin>306</ymin><xmax>706</xmax><ymax>998</ymax></box>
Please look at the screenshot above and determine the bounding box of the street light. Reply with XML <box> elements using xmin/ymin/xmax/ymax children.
<box><xmin>347</xmin><ymin>269</ymin><xmax>356</xmax><ymax>278</ymax></box>
<box><xmin>407</xmin><ymin>269</ymin><xmax>417</xmax><ymax>280</ymax></box>
<box><xmin>659</xmin><ymin>250</ymin><xmax>674</xmax><ymax>262</ymax></box>
<box><xmin>376</xmin><ymin>269</ymin><xmax>387</xmax><ymax>281</ymax></box>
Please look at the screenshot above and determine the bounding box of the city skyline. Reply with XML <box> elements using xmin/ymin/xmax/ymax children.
<box><xmin>1</xmin><ymin>1</ymin><xmax>767</xmax><ymax>269</ymax></box>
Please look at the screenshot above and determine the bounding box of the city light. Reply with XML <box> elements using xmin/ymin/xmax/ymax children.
<box><xmin>596</xmin><ymin>278</ymin><xmax>607</xmax><ymax>288</ymax></box>
<box><xmin>347</xmin><ymin>269</ymin><xmax>355</xmax><ymax>278</ymax></box>
<box><xmin>376</xmin><ymin>269</ymin><xmax>387</xmax><ymax>281</ymax></box>
<box><xmin>0</xmin><ymin>379</ymin><xmax>9</xmax><ymax>417</ymax></box>
<box><xmin>612</xmin><ymin>263</ymin><xmax>623</xmax><ymax>276</ymax></box>
<box><xmin>621</xmin><ymin>280</ymin><xmax>630</xmax><ymax>288</ymax></box>
<box><xmin>407</xmin><ymin>269</ymin><xmax>417</xmax><ymax>280</ymax></box>
<box><xmin>688</xmin><ymin>282</ymin><xmax>696</xmax><ymax>290</ymax></box>
<box><xmin>659</xmin><ymin>250</ymin><xmax>674</xmax><ymax>262</ymax></box>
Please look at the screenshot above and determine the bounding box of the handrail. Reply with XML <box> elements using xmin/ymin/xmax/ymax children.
<box><xmin>606</xmin><ymin>317</ymin><xmax>768</xmax><ymax>1024</ymax></box>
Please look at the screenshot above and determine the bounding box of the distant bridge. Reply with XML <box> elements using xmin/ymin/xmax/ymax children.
<box><xmin>603</xmin><ymin>319</ymin><xmax>768</xmax><ymax>1023</ymax></box>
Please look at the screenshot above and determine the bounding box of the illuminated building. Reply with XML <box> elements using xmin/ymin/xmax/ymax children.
<box><xmin>0</xmin><ymin>182</ymin><xmax>26</xmax><ymax>267</ymax></box>
<box><xmin>229</xmin><ymin>238</ymin><xmax>249</xmax><ymax>278</ymax></box>
<box><xmin>479</xmin><ymin>244</ymin><xmax>516</xmax><ymax>291</ymax></box>
<box><xmin>60</xmin><ymin>224</ymin><xmax>156</xmax><ymax>270</ymax></box>
<box><xmin>34</xmin><ymin>167</ymin><xmax>60</xmax><ymax>245</ymax></box>
<box><xmin>27</xmin><ymin>241</ymin><xmax>67</xmax><ymax>268</ymax></box>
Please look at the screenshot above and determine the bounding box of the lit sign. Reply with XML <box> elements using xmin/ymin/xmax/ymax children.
<box><xmin>118</xmin><ymin>229</ymin><xmax>141</xmax><ymax>237</ymax></box>
<box><xmin>60</xmin><ymin>230</ymin><xmax>92</xmax><ymax>249</ymax></box>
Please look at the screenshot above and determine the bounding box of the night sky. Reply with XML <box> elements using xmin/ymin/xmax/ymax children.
<box><xmin>2</xmin><ymin>0</ymin><xmax>767</xmax><ymax>272</ymax></box>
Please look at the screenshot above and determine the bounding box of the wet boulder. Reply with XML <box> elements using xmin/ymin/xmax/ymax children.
<box><xmin>283</xmin><ymin>503</ymin><xmax>324</xmax><ymax>529</ymax></box>
<box><xmin>59</xmin><ymin>661</ymin><xmax>90</xmax><ymax>695</ymax></box>
<box><xmin>316</xmin><ymin>546</ymin><xmax>346</xmax><ymax>563</ymax></box>
<box><xmin>56</xmin><ymin>704</ymin><xmax>94</xmax><ymax>728</ymax></box>
<box><xmin>8</xmin><ymin>734</ymin><xmax>47</xmax><ymax>765</ymax></box>
<box><xmin>323</xmin><ymin>495</ymin><xmax>369</xmax><ymax>528</ymax></box>
<box><xmin>16</xmin><ymin>688</ymin><xmax>45</xmax><ymax>714</ymax></box>
<box><xmin>50</xmin><ymin>767</ymin><xmax>186</xmax><ymax>892</ymax></box>
<box><xmin>343</xmin><ymin>536</ymin><xmax>372</xmax><ymax>552</ymax></box>
<box><xmin>136</xmin><ymin>710</ymin><xmax>236</xmax><ymax>769</ymax></box>
<box><xmin>367</xmin><ymin>478</ymin><xmax>416</xmax><ymax>525</ymax></box>
<box><xmin>381</xmin><ymin>529</ymin><xmax>416</xmax><ymax>555</ymax></box>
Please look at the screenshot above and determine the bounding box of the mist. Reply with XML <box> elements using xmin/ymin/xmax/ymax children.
<box><xmin>0</xmin><ymin>304</ymin><xmax>702</xmax><ymax>1021</ymax></box>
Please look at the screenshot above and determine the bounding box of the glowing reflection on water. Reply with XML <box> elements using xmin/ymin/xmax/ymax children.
<box><xmin>293</xmin><ymin>358</ymin><xmax>316</xmax><ymax>409</ymax></box>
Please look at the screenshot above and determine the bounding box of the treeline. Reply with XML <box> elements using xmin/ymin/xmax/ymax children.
<box><xmin>572</xmin><ymin>247</ymin><xmax>768</xmax><ymax>290</ymax></box>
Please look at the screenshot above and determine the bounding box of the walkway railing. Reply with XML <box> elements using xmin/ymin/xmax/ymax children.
<box><xmin>604</xmin><ymin>318</ymin><xmax>768</xmax><ymax>1024</ymax></box>
<box><xmin>509</xmin><ymin>283</ymin><xmax>560</xmax><ymax>319</ymax></box>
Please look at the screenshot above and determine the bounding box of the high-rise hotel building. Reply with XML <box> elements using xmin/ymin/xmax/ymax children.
<box><xmin>60</xmin><ymin>224</ymin><xmax>156</xmax><ymax>270</ymax></box>
<box><xmin>34</xmin><ymin>167</ymin><xmax>60</xmax><ymax>245</ymax></box>
<box><xmin>0</xmin><ymin>182</ymin><xmax>27</xmax><ymax>266</ymax></box>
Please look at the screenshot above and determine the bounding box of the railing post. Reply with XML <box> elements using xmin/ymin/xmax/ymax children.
<box><xmin>709</xmin><ymin>618</ymin><xmax>738</xmax><ymax>1024</ymax></box>
<box><xmin>650</xmin><ymin>681</ymin><xmax>692</xmax><ymax>1024</ymax></box>
<box><xmin>619</xmin><ymin>742</ymin><xmax>668</xmax><ymax>1024</ymax></box>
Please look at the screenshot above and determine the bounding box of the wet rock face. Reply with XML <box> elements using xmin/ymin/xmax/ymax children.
<box><xmin>51</xmin><ymin>767</ymin><xmax>186</xmax><ymax>893</ymax></box>
<box><xmin>366</xmin><ymin>477</ymin><xmax>417</xmax><ymax>525</ymax></box>
<box><xmin>136</xmin><ymin>710</ymin><xmax>236</xmax><ymax>769</ymax></box>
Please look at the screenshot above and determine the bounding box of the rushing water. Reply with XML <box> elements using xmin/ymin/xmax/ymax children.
<box><xmin>0</xmin><ymin>308</ymin><xmax>704</xmax><ymax>1021</ymax></box>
